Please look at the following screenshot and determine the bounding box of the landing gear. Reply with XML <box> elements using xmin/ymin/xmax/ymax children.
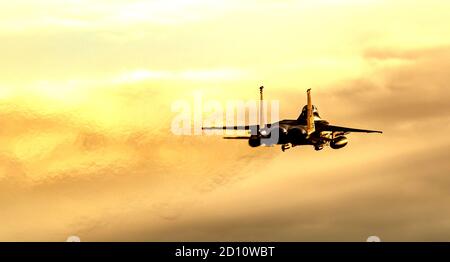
<box><xmin>281</xmin><ymin>144</ymin><xmax>291</xmax><ymax>152</ymax></box>
<box><xmin>314</xmin><ymin>145</ymin><xmax>324</xmax><ymax>151</ymax></box>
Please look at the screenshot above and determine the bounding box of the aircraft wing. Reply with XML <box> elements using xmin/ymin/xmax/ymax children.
<box><xmin>223</xmin><ymin>136</ymin><xmax>251</xmax><ymax>139</ymax></box>
<box><xmin>202</xmin><ymin>125</ymin><xmax>256</xmax><ymax>130</ymax></box>
<box><xmin>318</xmin><ymin>124</ymin><xmax>382</xmax><ymax>134</ymax></box>
<box><xmin>202</xmin><ymin>124</ymin><xmax>273</xmax><ymax>131</ymax></box>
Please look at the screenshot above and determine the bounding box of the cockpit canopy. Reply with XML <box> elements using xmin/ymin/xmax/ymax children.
<box><xmin>297</xmin><ymin>105</ymin><xmax>321</xmax><ymax>123</ymax></box>
<box><xmin>302</xmin><ymin>105</ymin><xmax>318</xmax><ymax>113</ymax></box>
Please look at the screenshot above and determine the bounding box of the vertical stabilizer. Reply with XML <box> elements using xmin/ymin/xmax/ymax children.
<box><xmin>259</xmin><ymin>86</ymin><xmax>264</xmax><ymax>132</ymax></box>
<box><xmin>306</xmin><ymin>88</ymin><xmax>315</xmax><ymax>136</ymax></box>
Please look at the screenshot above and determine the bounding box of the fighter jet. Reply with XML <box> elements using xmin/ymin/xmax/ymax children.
<box><xmin>202</xmin><ymin>87</ymin><xmax>382</xmax><ymax>152</ymax></box>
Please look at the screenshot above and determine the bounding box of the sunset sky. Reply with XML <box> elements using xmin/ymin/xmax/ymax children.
<box><xmin>0</xmin><ymin>0</ymin><xmax>449</xmax><ymax>241</ymax></box>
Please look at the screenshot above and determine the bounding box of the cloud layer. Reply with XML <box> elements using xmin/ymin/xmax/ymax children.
<box><xmin>0</xmin><ymin>1</ymin><xmax>449</xmax><ymax>241</ymax></box>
